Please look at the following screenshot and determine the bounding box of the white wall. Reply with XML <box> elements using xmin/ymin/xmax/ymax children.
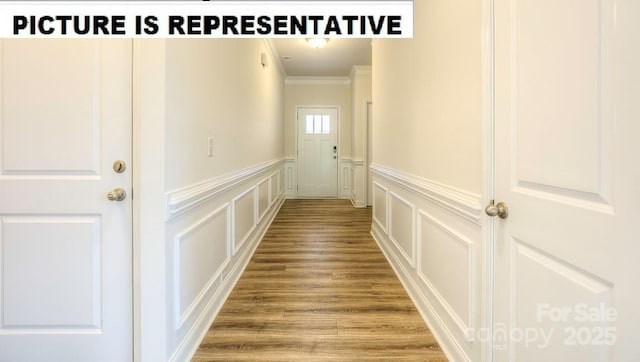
<box><xmin>371</xmin><ymin>1</ymin><xmax>487</xmax><ymax>361</ymax></box>
<box><xmin>161</xmin><ymin>39</ymin><xmax>286</xmax><ymax>361</ymax></box>
<box><xmin>166</xmin><ymin>39</ymin><xmax>284</xmax><ymax>191</ymax></box>
<box><xmin>283</xmin><ymin>80</ymin><xmax>351</xmax><ymax>198</ymax></box>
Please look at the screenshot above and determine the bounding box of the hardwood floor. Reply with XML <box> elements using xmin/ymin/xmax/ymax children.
<box><xmin>193</xmin><ymin>199</ymin><xmax>447</xmax><ymax>361</ymax></box>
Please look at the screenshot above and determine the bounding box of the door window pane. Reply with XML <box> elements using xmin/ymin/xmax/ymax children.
<box><xmin>304</xmin><ymin>114</ymin><xmax>331</xmax><ymax>134</ymax></box>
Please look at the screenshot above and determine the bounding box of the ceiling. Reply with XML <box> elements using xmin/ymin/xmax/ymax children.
<box><xmin>270</xmin><ymin>38</ymin><xmax>371</xmax><ymax>77</ymax></box>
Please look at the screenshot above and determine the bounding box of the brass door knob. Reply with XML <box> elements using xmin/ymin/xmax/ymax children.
<box><xmin>485</xmin><ymin>200</ymin><xmax>508</xmax><ymax>219</ymax></box>
<box><xmin>107</xmin><ymin>188</ymin><xmax>127</xmax><ymax>202</ymax></box>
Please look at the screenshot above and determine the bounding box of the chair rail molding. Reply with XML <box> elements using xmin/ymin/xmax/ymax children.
<box><xmin>370</xmin><ymin>163</ymin><xmax>482</xmax><ymax>224</ymax></box>
<box><xmin>165</xmin><ymin>159</ymin><xmax>284</xmax><ymax>221</ymax></box>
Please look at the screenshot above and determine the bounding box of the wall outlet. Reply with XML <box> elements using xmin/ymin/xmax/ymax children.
<box><xmin>207</xmin><ymin>137</ymin><xmax>214</xmax><ymax>157</ymax></box>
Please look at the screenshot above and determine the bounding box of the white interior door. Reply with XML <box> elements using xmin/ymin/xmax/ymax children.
<box><xmin>0</xmin><ymin>39</ymin><xmax>133</xmax><ymax>361</ymax></box>
<box><xmin>493</xmin><ymin>0</ymin><xmax>639</xmax><ymax>360</ymax></box>
<box><xmin>297</xmin><ymin>108</ymin><xmax>338</xmax><ymax>197</ymax></box>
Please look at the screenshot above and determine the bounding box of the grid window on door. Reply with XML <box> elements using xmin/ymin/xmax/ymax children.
<box><xmin>305</xmin><ymin>114</ymin><xmax>330</xmax><ymax>134</ymax></box>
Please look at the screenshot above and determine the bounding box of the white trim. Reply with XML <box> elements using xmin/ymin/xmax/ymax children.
<box><xmin>133</xmin><ymin>38</ymin><xmax>167</xmax><ymax>362</ymax></box>
<box><xmin>480</xmin><ymin>0</ymin><xmax>495</xmax><ymax>360</ymax></box>
<box><xmin>165</xmin><ymin>159</ymin><xmax>284</xmax><ymax>221</ymax></box>
<box><xmin>370</xmin><ymin>163</ymin><xmax>483</xmax><ymax>224</ymax></box>
<box><xmin>285</xmin><ymin>76</ymin><xmax>351</xmax><ymax>85</ymax></box>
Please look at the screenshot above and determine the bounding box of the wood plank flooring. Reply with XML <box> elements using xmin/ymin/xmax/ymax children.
<box><xmin>193</xmin><ymin>199</ymin><xmax>447</xmax><ymax>361</ymax></box>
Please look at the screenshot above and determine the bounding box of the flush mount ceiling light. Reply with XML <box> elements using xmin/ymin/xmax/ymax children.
<box><xmin>306</xmin><ymin>38</ymin><xmax>329</xmax><ymax>48</ymax></box>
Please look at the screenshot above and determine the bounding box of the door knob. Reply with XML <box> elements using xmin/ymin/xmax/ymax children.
<box><xmin>485</xmin><ymin>200</ymin><xmax>508</xmax><ymax>219</ymax></box>
<box><xmin>107</xmin><ymin>188</ymin><xmax>127</xmax><ymax>202</ymax></box>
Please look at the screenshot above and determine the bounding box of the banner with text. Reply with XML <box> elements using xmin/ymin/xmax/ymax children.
<box><xmin>0</xmin><ymin>1</ymin><xmax>413</xmax><ymax>38</ymax></box>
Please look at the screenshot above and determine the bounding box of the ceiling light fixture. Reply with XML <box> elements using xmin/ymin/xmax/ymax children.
<box><xmin>306</xmin><ymin>38</ymin><xmax>329</xmax><ymax>49</ymax></box>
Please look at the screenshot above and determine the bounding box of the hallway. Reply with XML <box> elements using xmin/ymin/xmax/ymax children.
<box><xmin>192</xmin><ymin>199</ymin><xmax>447</xmax><ymax>361</ymax></box>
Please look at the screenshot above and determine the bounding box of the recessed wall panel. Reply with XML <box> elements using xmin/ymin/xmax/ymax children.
<box><xmin>373</xmin><ymin>182</ymin><xmax>387</xmax><ymax>231</ymax></box>
<box><xmin>1</xmin><ymin>216</ymin><xmax>100</xmax><ymax>329</ymax></box>
<box><xmin>389</xmin><ymin>192</ymin><xmax>414</xmax><ymax>266</ymax></box>
<box><xmin>177</xmin><ymin>205</ymin><xmax>229</xmax><ymax>326</ymax></box>
<box><xmin>258</xmin><ymin>179</ymin><xmax>269</xmax><ymax>221</ymax></box>
<box><xmin>418</xmin><ymin>212</ymin><xmax>472</xmax><ymax>334</ymax></box>
<box><xmin>233</xmin><ymin>188</ymin><xmax>255</xmax><ymax>254</ymax></box>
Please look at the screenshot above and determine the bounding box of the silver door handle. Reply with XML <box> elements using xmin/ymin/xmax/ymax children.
<box><xmin>485</xmin><ymin>200</ymin><xmax>508</xmax><ymax>219</ymax></box>
<box><xmin>107</xmin><ymin>188</ymin><xmax>127</xmax><ymax>202</ymax></box>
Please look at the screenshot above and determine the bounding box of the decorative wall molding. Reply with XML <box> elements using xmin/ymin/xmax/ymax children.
<box><xmin>285</xmin><ymin>76</ymin><xmax>351</xmax><ymax>85</ymax></box>
<box><xmin>370</xmin><ymin>163</ymin><xmax>483</xmax><ymax>224</ymax></box>
<box><xmin>350</xmin><ymin>160</ymin><xmax>366</xmax><ymax>207</ymax></box>
<box><xmin>372</xmin><ymin>182</ymin><xmax>388</xmax><ymax>233</ymax></box>
<box><xmin>165</xmin><ymin>159</ymin><xmax>284</xmax><ymax>221</ymax></box>
<box><xmin>284</xmin><ymin>158</ymin><xmax>296</xmax><ymax>198</ymax></box>
<box><xmin>388</xmin><ymin>191</ymin><xmax>416</xmax><ymax>268</ymax></box>
<box><xmin>232</xmin><ymin>186</ymin><xmax>257</xmax><ymax>256</ymax></box>
<box><xmin>170</xmin><ymin>194</ymin><xmax>285</xmax><ymax>362</ymax></box>
<box><xmin>417</xmin><ymin>210</ymin><xmax>475</xmax><ymax>342</ymax></box>
<box><xmin>173</xmin><ymin>203</ymin><xmax>230</xmax><ymax>330</ymax></box>
<box><xmin>371</xmin><ymin>224</ymin><xmax>471</xmax><ymax>362</ymax></box>
<box><xmin>340</xmin><ymin>159</ymin><xmax>351</xmax><ymax>198</ymax></box>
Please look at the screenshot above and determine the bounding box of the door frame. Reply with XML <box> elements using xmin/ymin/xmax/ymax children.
<box><xmin>294</xmin><ymin>105</ymin><xmax>341</xmax><ymax>198</ymax></box>
<box><xmin>481</xmin><ymin>0</ymin><xmax>496</xmax><ymax>360</ymax></box>
<box><xmin>133</xmin><ymin>39</ymin><xmax>168</xmax><ymax>362</ymax></box>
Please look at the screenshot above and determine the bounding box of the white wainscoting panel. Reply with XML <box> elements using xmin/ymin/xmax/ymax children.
<box><xmin>257</xmin><ymin>178</ymin><xmax>270</xmax><ymax>223</ymax></box>
<box><xmin>269</xmin><ymin>172</ymin><xmax>278</xmax><ymax>205</ymax></box>
<box><xmin>417</xmin><ymin>210</ymin><xmax>474</xmax><ymax>341</ymax></box>
<box><xmin>174</xmin><ymin>204</ymin><xmax>230</xmax><ymax>329</ymax></box>
<box><xmin>284</xmin><ymin>158</ymin><xmax>296</xmax><ymax>198</ymax></box>
<box><xmin>372</xmin><ymin>182</ymin><xmax>388</xmax><ymax>232</ymax></box>
<box><xmin>166</xmin><ymin>160</ymin><xmax>286</xmax><ymax>362</ymax></box>
<box><xmin>340</xmin><ymin>159</ymin><xmax>351</xmax><ymax>198</ymax></box>
<box><xmin>350</xmin><ymin>160</ymin><xmax>366</xmax><ymax>207</ymax></box>
<box><xmin>370</xmin><ymin>164</ymin><xmax>484</xmax><ymax>362</ymax></box>
<box><xmin>388</xmin><ymin>192</ymin><xmax>415</xmax><ymax>267</ymax></box>
<box><xmin>232</xmin><ymin>187</ymin><xmax>256</xmax><ymax>255</ymax></box>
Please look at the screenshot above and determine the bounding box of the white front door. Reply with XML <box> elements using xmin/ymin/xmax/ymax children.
<box><xmin>297</xmin><ymin>108</ymin><xmax>338</xmax><ymax>197</ymax></box>
<box><xmin>493</xmin><ymin>0</ymin><xmax>639</xmax><ymax>360</ymax></box>
<box><xmin>0</xmin><ymin>39</ymin><xmax>133</xmax><ymax>361</ymax></box>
